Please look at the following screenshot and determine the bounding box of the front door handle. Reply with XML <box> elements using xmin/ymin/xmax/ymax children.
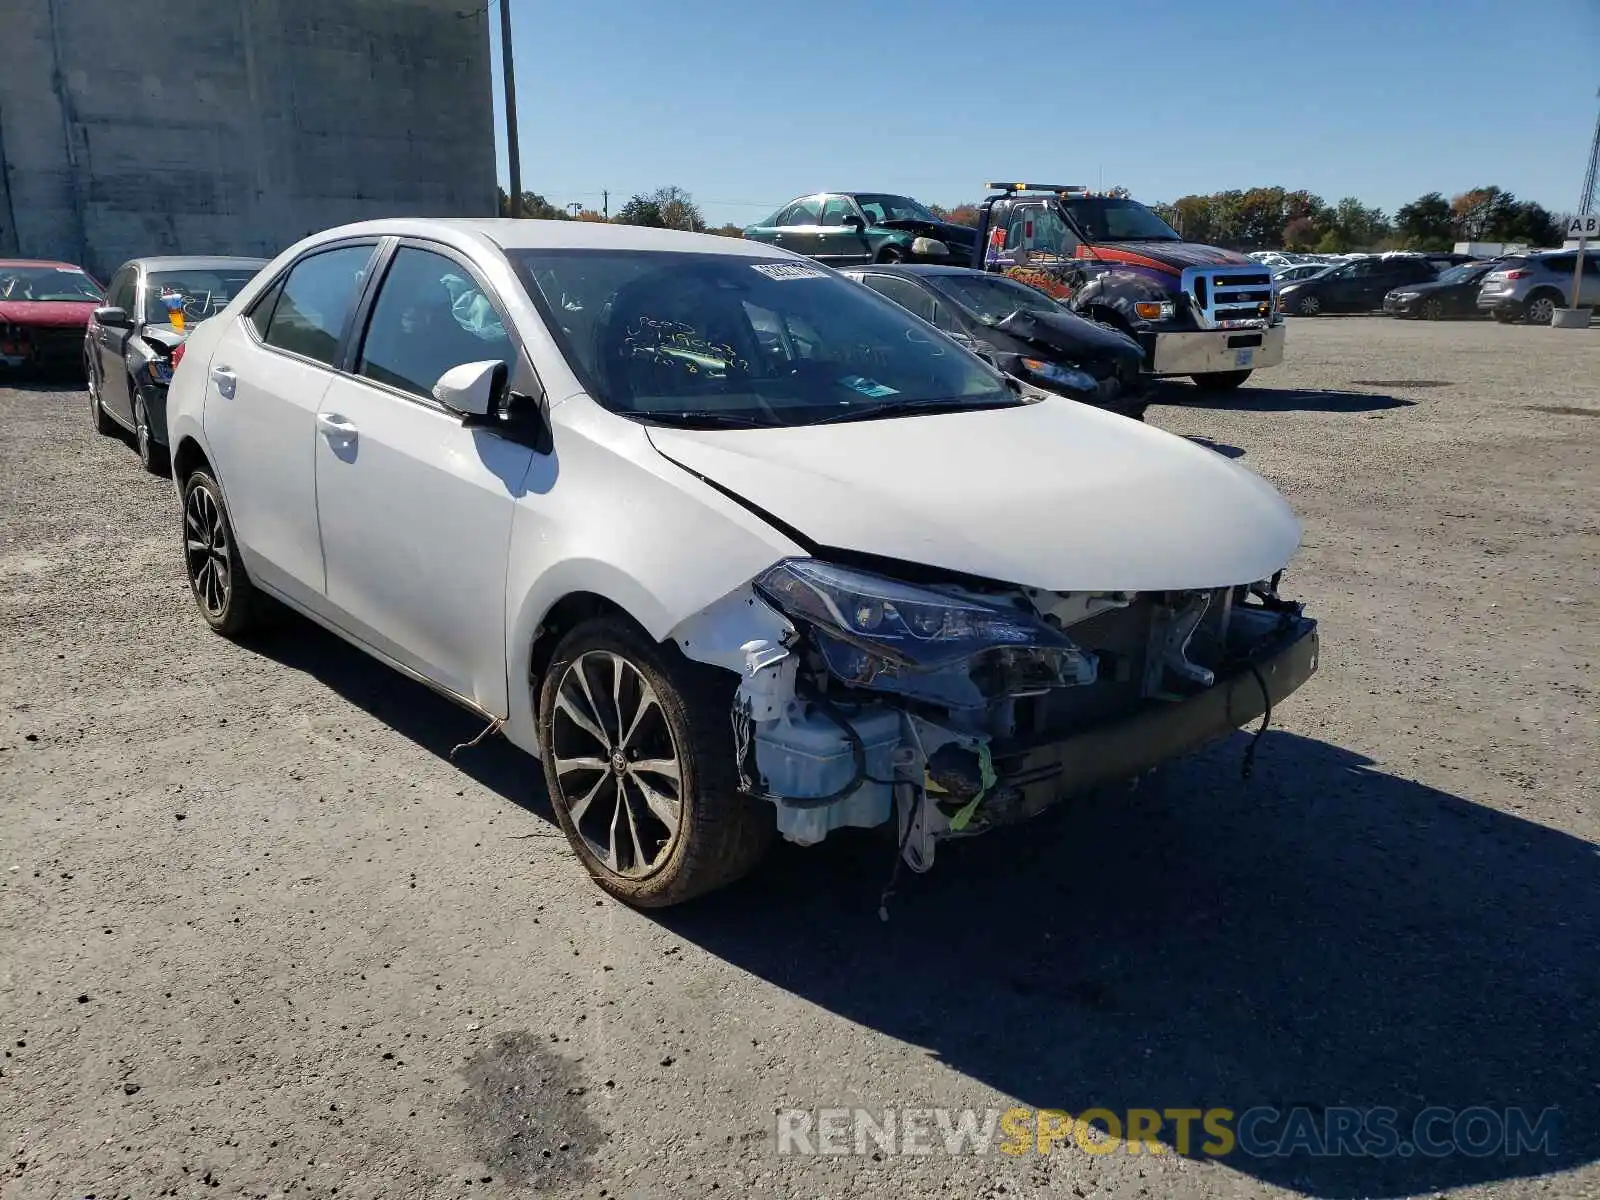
<box><xmin>317</xmin><ymin>413</ymin><xmax>359</xmax><ymax>443</ymax></box>
<box><xmin>210</xmin><ymin>366</ymin><xmax>236</xmax><ymax>399</ymax></box>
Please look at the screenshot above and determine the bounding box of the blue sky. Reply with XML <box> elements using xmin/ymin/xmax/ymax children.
<box><xmin>488</xmin><ymin>0</ymin><xmax>1599</xmax><ymax>227</ymax></box>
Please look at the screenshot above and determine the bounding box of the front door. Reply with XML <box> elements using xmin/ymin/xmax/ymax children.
<box><xmin>95</xmin><ymin>266</ymin><xmax>138</xmax><ymax>422</ymax></box>
<box><xmin>313</xmin><ymin>242</ymin><xmax>535</xmax><ymax>714</ymax></box>
<box><xmin>204</xmin><ymin>241</ymin><xmax>380</xmax><ymax>607</ymax></box>
<box><xmin>815</xmin><ymin>195</ymin><xmax>873</xmax><ymax>265</ymax></box>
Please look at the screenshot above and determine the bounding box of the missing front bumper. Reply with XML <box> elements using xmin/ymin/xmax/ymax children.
<box><xmin>951</xmin><ymin>615</ymin><xmax>1319</xmax><ymax>831</ymax></box>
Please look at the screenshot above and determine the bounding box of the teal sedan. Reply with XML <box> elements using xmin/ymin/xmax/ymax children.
<box><xmin>743</xmin><ymin>193</ymin><xmax>978</xmax><ymax>267</ymax></box>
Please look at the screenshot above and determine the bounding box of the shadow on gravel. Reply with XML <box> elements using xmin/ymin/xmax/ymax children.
<box><xmin>1184</xmin><ymin>435</ymin><xmax>1246</xmax><ymax>459</ymax></box>
<box><xmin>239</xmin><ymin>618</ymin><xmax>1598</xmax><ymax>1196</ymax></box>
<box><xmin>1165</xmin><ymin>384</ymin><xmax>1417</xmax><ymax>413</ymax></box>
<box><xmin>238</xmin><ymin>616</ymin><xmax>550</xmax><ymax>820</ymax></box>
<box><xmin>664</xmin><ymin>733</ymin><xmax>1599</xmax><ymax>1199</ymax></box>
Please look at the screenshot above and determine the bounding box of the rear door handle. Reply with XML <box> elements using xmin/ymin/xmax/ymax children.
<box><xmin>210</xmin><ymin>366</ymin><xmax>236</xmax><ymax>398</ymax></box>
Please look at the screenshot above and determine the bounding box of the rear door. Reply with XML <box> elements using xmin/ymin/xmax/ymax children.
<box><xmin>204</xmin><ymin>241</ymin><xmax>380</xmax><ymax>608</ymax></box>
<box><xmin>768</xmin><ymin>196</ymin><xmax>825</xmax><ymax>260</ymax></box>
<box><xmin>312</xmin><ymin>241</ymin><xmax>535</xmax><ymax>714</ymax></box>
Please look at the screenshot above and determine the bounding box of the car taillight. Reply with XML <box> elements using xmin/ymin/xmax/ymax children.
<box><xmin>1501</xmin><ymin>269</ymin><xmax>1530</xmax><ymax>280</ymax></box>
<box><xmin>170</xmin><ymin>343</ymin><xmax>186</xmax><ymax>369</ymax></box>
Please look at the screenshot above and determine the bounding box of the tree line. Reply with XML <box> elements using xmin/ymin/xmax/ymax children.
<box><xmin>501</xmin><ymin>183</ymin><xmax>1570</xmax><ymax>253</ymax></box>
<box><xmin>497</xmin><ymin>185</ymin><xmax>744</xmax><ymax>238</ymax></box>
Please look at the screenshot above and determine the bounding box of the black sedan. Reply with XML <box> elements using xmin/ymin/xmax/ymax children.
<box><xmin>1381</xmin><ymin>260</ymin><xmax>1500</xmax><ymax>320</ymax></box>
<box><xmin>839</xmin><ymin>264</ymin><xmax>1151</xmax><ymax>419</ymax></box>
<box><xmin>86</xmin><ymin>255</ymin><xmax>266</xmax><ymax>472</ymax></box>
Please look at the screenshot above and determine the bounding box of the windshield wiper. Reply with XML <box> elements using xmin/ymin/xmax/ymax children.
<box><xmin>632</xmin><ymin>410</ymin><xmax>788</xmax><ymax>429</ymax></box>
<box><xmin>811</xmin><ymin>395</ymin><xmax>1024</xmax><ymax>425</ymax></box>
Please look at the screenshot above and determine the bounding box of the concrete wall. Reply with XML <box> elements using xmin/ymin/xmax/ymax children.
<box><xmin>0</xmin><ymin>0</ymin><xmax>496</xmax><ymax>278</ymax></box>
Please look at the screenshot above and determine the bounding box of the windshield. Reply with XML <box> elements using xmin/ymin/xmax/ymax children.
<box><xmin>929</xmin><ymin>273</ymin><xmax>1069</xmax><ymax>323</ymax></box>
<box><xmin>0</xmin><ymin>265</ymin><xmax>102</xmax><ymax>303</ymax></box>
<box><xmin>1060</xmin><ymin>197</ymin><xmax>1182</xmax><ymax>242</ymax></box>
<box><xmin>145</xmin><ymin>268</ymin><xmax>263</xmax><ymax>324</ymax></box>
<box><xmin>1437</xmin><ymin>263</ymin><xmax>1487</xmax><ymax>285</ymax></box>
<box><xmin>508</xmin><ymin>250</ymin><xmax>1013</xmax><ymax>427</ymax></box>
<box><xmin>852</xmin><ymin>194</ymin><xmax>941</xmax><ymax>225</ymax></box>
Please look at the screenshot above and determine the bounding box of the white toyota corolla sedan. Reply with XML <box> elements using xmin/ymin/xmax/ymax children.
<box><xmin>165</xmin><ymin>218</ymin><xmax>1319</xmax><ymax>907</ymax></box>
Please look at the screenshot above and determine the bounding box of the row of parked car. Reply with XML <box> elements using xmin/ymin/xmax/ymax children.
<box><xmin>1264</xmin><ymin>248</ymin><xmax>1600</xmax><ymax>323</ymax></box>
<box><xmin>3</xmin><ymin>215</ymin><xmax>1322</xmax><ymax>906</ymax></box>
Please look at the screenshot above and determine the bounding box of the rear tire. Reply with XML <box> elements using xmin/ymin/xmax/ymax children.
<box><xmin>1191</xmin><ymin>370</ymin><xmax>1252</xmax><ymax>392</ymax></box>
<box><xmin>180</xmin><ymin>469</ymin><xmax>263</xmax><ymax>638</ymax></box>
<box><xmin>537</xmin><ymin>616</ymin><xmax>774</xmax><ymax>908</ymax></box>
<box><xmin>1523</xmin><ymin>291</ymin><xmax>1559</xmax><ymax>326</ymax></box>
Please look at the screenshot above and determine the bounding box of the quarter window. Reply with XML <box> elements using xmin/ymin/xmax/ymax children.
<box><xmin>859</xmin><ymin>274</ymin><xmax>940</xmax><ymax>325</ymax></box>
<box><xmin>261</xmin><ymin>245</ymin><xmax>375</xmax><ymax>366</ymax></box>
<box><xmin>357</xmin><ymin>247</ymin><xmax>516</xmax><ymax>399</ymax></box>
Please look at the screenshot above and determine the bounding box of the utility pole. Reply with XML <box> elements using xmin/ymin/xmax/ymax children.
<box><xmin>603</xmin><ymin>190</ymin><xmax>609</xmax><ymax>219</ymax></box>
<box><xmin>567</xmin><ymin>201</ymin><xmax>581</xmax><ymax>218</ymax></box>
<box><xmin>499</xmin><ymin>0</ymin><xmax>521</xmax><ymax>218</ymax></box>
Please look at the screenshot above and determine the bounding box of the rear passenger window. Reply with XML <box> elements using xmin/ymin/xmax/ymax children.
<box><xmin>247</xmin><ymin>277</ymin><xmax>285</xmax><ymax>339</ymax></box>
<box><xmin>356</xmin><ymin>248</ymin><xmax>515</xmax><ymax>399</ymax></box>
<box><xmin>261</xmin><ymin>245</ymin><xmax>375</xmax><ymax>366</ymax></box>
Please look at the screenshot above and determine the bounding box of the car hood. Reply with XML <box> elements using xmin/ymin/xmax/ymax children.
<box><xmin>645</xmin><ymin>400</ymin><xmax>1301</xmax><ymax>592</ymax></box>
<box><xmin>1088</xmin><ymin>240</ymin><xmax>1256</xmax><ymax>274</ymax></box>
<box><xmin>0</xmin><ymin>300</ymin><xmax>99</xmax><ymax>327</ymax></box>
<box><xmin>992</xmin><ymin>308</ymin><xmax>1143</xmax><ymax>365</ymax></box>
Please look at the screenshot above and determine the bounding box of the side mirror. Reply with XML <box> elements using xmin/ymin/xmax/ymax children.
<box><xmin>432</xmin><ymin>359</ymin><xmax>507</xmax><ymax>419</ymax></box>
<box><xmin>93</xmin><ymin>306</ymin><xmax>131</xmax><ymax>328</ymax></box>
<box><xmin>844</xmin><ymin>215</ymin><xmax>866</xmax><ymax>232</ymax></box>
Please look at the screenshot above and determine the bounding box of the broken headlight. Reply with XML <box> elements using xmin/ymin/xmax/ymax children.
<box><xmin>754</xmin><ymin>559</ymin><xmax>1096</xmax><ymax>706</ymax></box>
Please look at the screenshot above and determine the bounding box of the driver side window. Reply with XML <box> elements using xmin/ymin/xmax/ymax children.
<box><xmin>105</xmin><ymin>268</ymin><xmax>137</xmax><ymax>314</ymax></box>
<box><xmin>819</xmin><ymin>196</ymin><xmax>859</xmax><ymax>228</ymax></box>
<box><xmin>356</xmin><ymin>247</ymin><xmax>516</xmax><ymax>401</ymax></box>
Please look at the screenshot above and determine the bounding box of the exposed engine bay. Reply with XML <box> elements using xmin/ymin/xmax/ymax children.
<box><xmin>704</xmin><ymin>558</ymin><xmax>1318</xmax><ymax>878</ymax></box>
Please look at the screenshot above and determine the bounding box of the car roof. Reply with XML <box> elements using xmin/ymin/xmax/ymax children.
<box><xmin>130</xmin><ymin>256</ymin><xmax>269</xmax><ymax>271</ymax></box>
<box><xmin>297</xmin><ymin>217</ymin><xmax>787</xmax><ymax>259</ymax></box>
<box><xmin>0</xmin><ymin>258</ymin><xmax>88</xmax><ymax>270</ymax></box>
<box><xmin>850</xmin><ymin>263</ymin><xmax>982</xmax><ymax>279</ymax></box>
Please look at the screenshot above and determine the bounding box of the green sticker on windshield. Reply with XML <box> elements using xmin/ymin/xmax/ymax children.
<box><xmin>839</xmin><ymin>375</ymin><xmax>898</xmax><ymax>398</ymax></box>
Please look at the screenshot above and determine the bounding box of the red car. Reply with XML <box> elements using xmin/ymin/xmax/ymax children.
<box><xmin>0</xmin><ymin>258</ymin><xmax>105</xmax><ymax>373</ymax></box>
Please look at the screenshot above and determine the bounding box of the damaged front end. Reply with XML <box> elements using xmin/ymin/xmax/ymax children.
<box><xmin>717</xmin><ymin>558</ymin><xmax>1318</xmax><ymax>874</ymax></box>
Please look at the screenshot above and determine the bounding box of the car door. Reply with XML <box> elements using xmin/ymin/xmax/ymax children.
<box><xmin>204</xmin><ymin>240</ymin><xmax>379</xmax><ymax>609</ymax></box>
<box><xmin>1579</xmin><ymin>252</ymin><xmax>1600</xmax><ymax>307</ymax></box>
<box><xmin>815</xmin><ymin>195</ymin><xmax>873</xmax><ymax>265</ymax></box>
<box><xmin>768</xmin><ymin>196</ymin><xmax>824</xmax><ymax>260</ymax></box>
<box><xmin>95</xmin><ymin>265</ymin><xmax>138</xmax><ymax>422</ymax></box>
<box><xmin>312</xmin><ymin>241</ymin><xmax>535</xmax><ymax>715</ymax></box>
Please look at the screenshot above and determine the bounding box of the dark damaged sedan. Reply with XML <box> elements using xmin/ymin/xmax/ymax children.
<box><xmin>87</xmin><ymin>255</ymin><xmax>266</xmax><ymax>472</ymax></box>
<box><xmin>842</xmin><ymin>264</ymin><xmax>1151</xmax><ymax>420</ymax></box>
<box><xmin>1382</xmin><ymin>259</ymin><xmax>1500</xmax><ymax>320</ymax></box>
<box><xmin>743</xmin><ymin>192</ymin><xmax>978</xmax><ymax>267</ymax></box>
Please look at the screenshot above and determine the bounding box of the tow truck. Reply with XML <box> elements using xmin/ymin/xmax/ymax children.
<box><xmin>971</xmin><ymin>183</ymin><xmax>1286</xmax><ymax>390</ymax></box>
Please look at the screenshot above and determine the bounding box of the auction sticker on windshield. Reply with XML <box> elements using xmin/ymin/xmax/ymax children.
<box><xmin>751</xmin><ymin>263</ymin><xmax>827</xmax><ymax>281</ymax></box>
<box><xmin>840</xmin><ymin>375</ymin><xmax>898</xmax><ymax>398</ymax></box>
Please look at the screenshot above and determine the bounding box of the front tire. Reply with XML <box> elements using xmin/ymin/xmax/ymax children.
<box><xmin>181</xmin><ymin>469</ymin><xmax>262</xmax><ymax>637</ymax></box>
<box><xmin>876</xmin><ymin>246</ymin><xmax>905</xmax><ymax>264</ymax></box>
<box><xmin>88</xmin><ymin>353</ymin><xmax>115</xmax><ymax>435</ymax></box>
<box><xmin>1296</xmin><ymin>294</ymin><xmax>1322</xmax><ymax>316</ymax></box>
<box><xmin>133</xmin><ymin>386</ymin><xmax>169</xmax><ymax>476</ymax></box>
<box><xmin>1422</xmin><ymin>297</ymin><xmax>1444</xmax><ymax>321</ymax></box>
<box><xmin>1191</xmin><ymin>370</ymin><xmax>1252</xmax><ymax>391</ymax></box>
<box><xmin>537</xmin><ymin>616</ymin><xmax>773</xmax><ymax>907</ymax></box>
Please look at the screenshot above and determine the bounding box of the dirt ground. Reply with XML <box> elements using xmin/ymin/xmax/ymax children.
<box><xmin>2</xmin><ymin>316</ymin><xmax>1597</xmax><ymax>1200</ymax></box>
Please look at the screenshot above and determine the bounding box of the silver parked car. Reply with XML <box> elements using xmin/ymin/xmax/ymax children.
<box><xmin>1476</xmin><ymin>250</ymin><xmax>1600</xmax><ymax>324</ymax></box>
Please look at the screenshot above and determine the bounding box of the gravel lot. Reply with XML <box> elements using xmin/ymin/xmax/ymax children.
<box><xmin>2</xmin><ymin>316</ymin><xmax>1597</xmax><ymax>1200</ymax></box>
